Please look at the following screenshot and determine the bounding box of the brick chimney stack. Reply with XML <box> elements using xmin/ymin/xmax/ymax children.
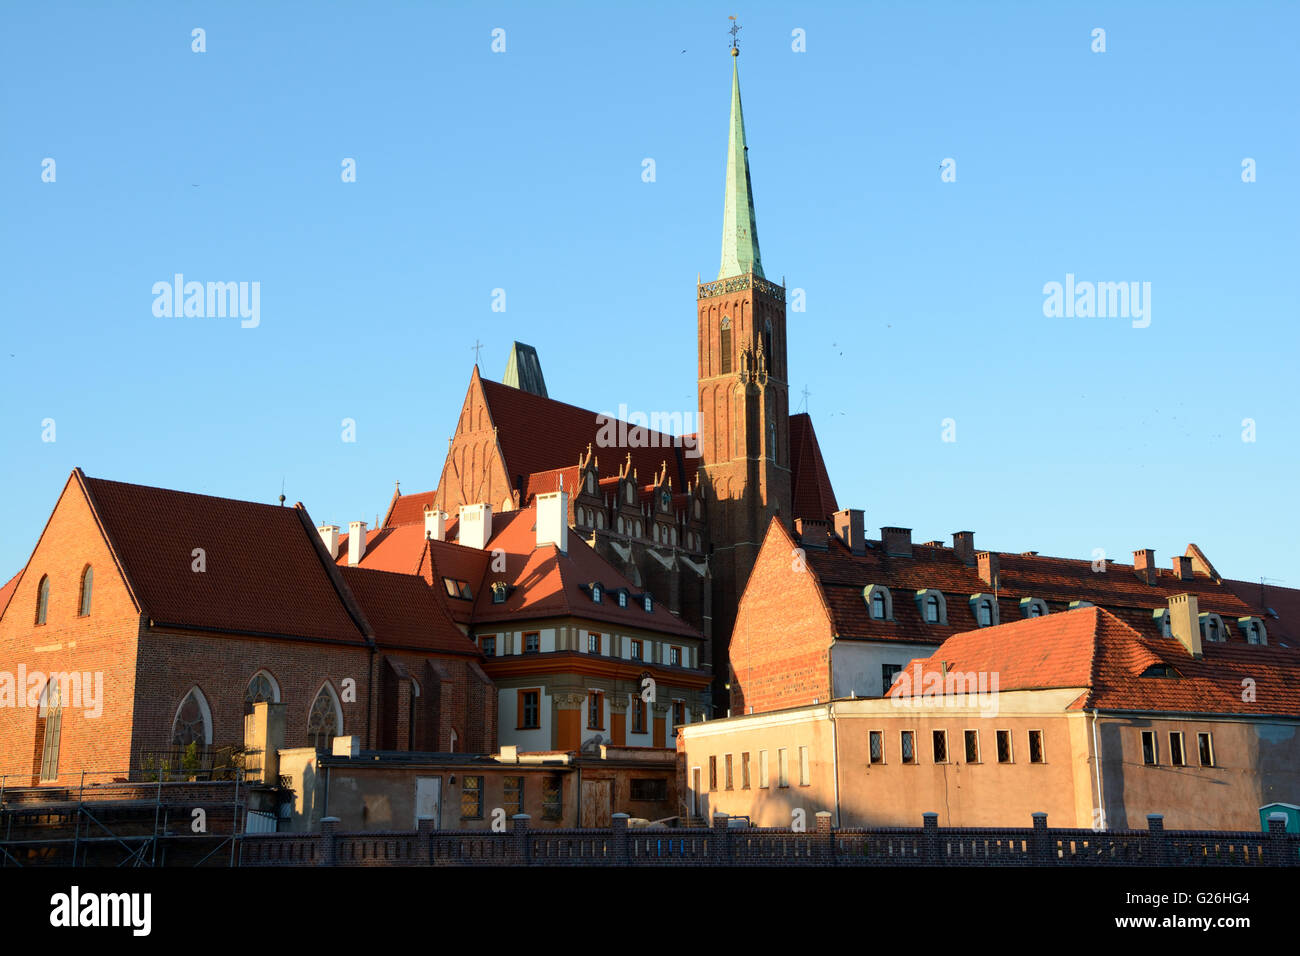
<box><xmin>1172</xmin><ymin>555</ymin><xmax>1193</xmax><ymax>581</ymax></box>
<box><xmin>833</xmin><ymin>509</ymin><xmax>866</xmax><ymax>555</ymax></box>
<box><xmin>795</xmin><ymin>518</ymin><xmax>829</xmax><ymax>550</ymax></box>
<box><xmin>952</xmin><ymin>531</ymin><xmax>976</xmax><ymax>566</ymax></box>
<box><xmin>977</xmin><ymin>551</ymin><xmax>1000</xmax><ymax>589</ymax></box>
<box><xmin>1168</xmin><ymin>593</ymin><xmax>1202</xmax><ymax>658</ymax></box>
<box><xmin>347</xmin><ymin>521</ymin><xmax>368</xmax><ymax>566</ymax></box>
<box><xmin>1134</xmin><ymin>549</ymin><xmax>1157</xmax><ymax>586</ymax></box>
<box><xmin>881</xmin><ymin>527</ymin><xmax>912</xmax><ymax>558</ymax></box>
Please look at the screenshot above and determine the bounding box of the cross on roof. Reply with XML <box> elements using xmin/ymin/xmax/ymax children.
<box><xmin>471</xmin><ymin>339</ymin><xmax>484</xmax><ymax>364</ymax></box>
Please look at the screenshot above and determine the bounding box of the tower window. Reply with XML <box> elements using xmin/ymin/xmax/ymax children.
<box><xmin>720</xmin><ymin>317</ymin><xmax>733</xmax><ymax>375</ymax></box>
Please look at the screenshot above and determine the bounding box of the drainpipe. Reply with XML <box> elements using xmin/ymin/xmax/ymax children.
<box><xmin>1091</xmin><ymin>709</ymin><xmax>1106</xmax><ymax>830</ymax></box>
<box><xmin>829</xmin><ymin>701</ymin><xmax>842</xmax><ymax>828</ymax></box>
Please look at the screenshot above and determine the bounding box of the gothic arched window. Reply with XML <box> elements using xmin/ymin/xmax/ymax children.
<box><xmin>244</xmin><ymin>670</ymin><xmax>280</xmax><ymax>716</ymax></box>
<box><xmin>171</xmin><ymin>688</ymin><xmax>212</xmax><ymax>748</ymax></box>
<box><xmin>37</xmin><ymin>680</ymin><xmax>62</xmax><ymax>781</ymax></box>
<box><xmin>78</xmin><ymin>566</ymin><xmax>93</xmax><ymax>617</ymax></box>
<box><xmin>763</xmin><ymin>318</ymin><xmax>773</xmax><ymax>359</ymax></box>
<box><xmin>308</xmin><ymin>684</ymin><xmax>342</xmax><ymax>750</ymax></box>
<box><xmin>35</xmin><ymin>575</ymin><xmax>50</xmax><ymax>625</ymax></box>
<box><xmin>720</xmin><ymin>317</ymin><xmax>733</xmax><ymax>375</ymax></box>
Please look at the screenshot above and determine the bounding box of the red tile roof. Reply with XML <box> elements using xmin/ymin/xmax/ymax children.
<box><xmin>337</xmin><ymin>566</ymin><xmax>480</xmax><ymax>655</ymax></box>
<box><xmin>889</xmin><ymin>606</ymin><xmax>1300</xmax><ymax>718</ymax></box>
<box><xmin>1223</xmin><ymin>579</ymin><xmax>1300</xmax><ymax>643</ymax></box>
<box><xmin>788</xmin><ymin>413</ymin><xmax>838</xmax><ymax>522</ymax></box>
<box><xmin>80</xmin><ymin>473</ymin><xmax>367</xmax><ymax>644</ymax></box>
<box><xmin>384</xmin><ymin>490</ymin><xmax>439</xmax><ymax>529</ymax></box>
<box><xmin>0</xmin><ymin>569</ymin><xmax>22</xmax><ymax>621</ymax></box>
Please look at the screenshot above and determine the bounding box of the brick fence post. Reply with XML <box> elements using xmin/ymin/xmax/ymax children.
<box><xmin>1266</xmin><ymin>813</ymin><xmax>1290</xmax><ymax>867</ymax></box>
<box><xmin>815</xmin><ymin>811</ymin><xmax>834</xmax><ymax>866</ymax></box>
<box><xmin>320</xmin><ymin>816</ymin><xmax>340</xmax><ymax>867</ymax></box>
<box><xmin>923</xmin><ymin>812</ymin><xmax>939</xmax><ymax>865</ymax></box>
<box><xmin>511</xmin><ymin>813</ymin><xmax>531</xmax><ymax>865</ymax></box>
<box><xmin>1146</xmin><ymin>814</ymin><xmax>1168</xmax><ymax>866</ymax></box>
<box><xmin>416</xmin><ymin>816</ymin><xmax>436</xmax><ymax>865</ymax></box>
<box><xmin>712</xmin><ymin>812</ymin><xmax>730</xmax><ymax>866</ymax></box>
<box><xmin>612</xmin><ymin>812</ymin><xmax>630</xmax><ymax>864</ymax></box>
<box><xmin>1031</xmin><ymin>812</ymin><xmax>1050</xmax><ymax>866</ymax></box>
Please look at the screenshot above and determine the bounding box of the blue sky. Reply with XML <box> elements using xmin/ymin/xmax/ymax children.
<box><xmin>2</xmin><ymin>1</ymin><xmax>1296</xmax><ymax>587</ymax></box>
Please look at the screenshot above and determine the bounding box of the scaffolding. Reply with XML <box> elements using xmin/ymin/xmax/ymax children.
<box><xmin>0</xmin><ymin>767</ymin><xmax>279</xmax><ymax>867</ymax></box>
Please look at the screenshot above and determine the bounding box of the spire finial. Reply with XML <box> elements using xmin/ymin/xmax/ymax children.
<box><xmin>728</xmin><ymin>16</ymin><xmax>741</xmax><ymax>56</ymax></box>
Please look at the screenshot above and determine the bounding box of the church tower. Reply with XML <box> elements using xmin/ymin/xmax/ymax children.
<box><xmin>697</xmin><ymin>41</ymin><xmax>792</xmax><ymax>707</ymax></box>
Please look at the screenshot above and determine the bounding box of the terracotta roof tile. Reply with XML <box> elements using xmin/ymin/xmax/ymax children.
<box><xmin>337</xmin><ymin>566</ymin><xmax>480</xmax><ymax>655</ymax></box>
<box><xmin>788</xmin><ymin>413</ymin><xmax>838</xmax><ymax>522</ymax></box>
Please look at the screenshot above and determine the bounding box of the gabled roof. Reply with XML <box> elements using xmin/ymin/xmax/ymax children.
<box><xmin>79</xmin><ymin>473</ymin><xmax>367</xmax><ymax>644</ymax></box>
<box><xmin>384</xmin><ymin>489</ymin><xmax>439</xmax><ymax>529</ymax></box>
<box><xmin>337</xmin><ymin>566</ymin><xmax>480</xmax><ymax>656</ymax></box>
<box><xmin>1223</xmin><ymin>578</ymin><xmax>1300</xmax><ymax>643</ymax></box>
<box><xmin>888</xmin><ymin>606</ymin><xmax>1300</xmax><ymax>718</ymax></box>
<box><xmin>0</xmin><ymin>568</ymin><xmax>23</xmax><ymax>621</ymax></box>
<box><xmin>788</xmin><ymin>413</ymin><xmax>837</xmax><ymax>522</ymax></box>
<box><xmin>479</xmin><ymin>378</ymin><xmax>700</xmax><ymax>500</ymax></box>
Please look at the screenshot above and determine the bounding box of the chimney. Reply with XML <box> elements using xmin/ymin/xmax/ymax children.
<box><xmin>536</xmin><ymin>491</ymin><xmax>569</xmax><ymax>552</ymax></box>
<box><xmin>458</xmin><ymin>503</ymin><xmax>493</xmax><ymax>550</ymax></box>
<box><xmin>832</xmin><ymin>509</ymin><xmax>866</xmax><ymax>554</ymax></box>
<box><xmin>952</xmin><ymin>531</ymin><xmax>976</xmax><ymax>566</ymax></box>
<box><xmin>423</xmin><ymin>506</ymin><xmax>448</xmax><ymax>542</ymax></box>
<box><xmin>977</xmin><ymin>551</ymin><xmax>1000</xmax><ymax>589</ymax></box>
<box><xmin>1172</xmin><ymin>555</ymin><xmax>1193</xmax><ymax>582</ymax></box>
<box><xmin>347</xmin><ymin>521</ymin><xmax>367</xmax><ymax>565</ymax></box>
<box><xmin>1168</xmin><ymin>593</ymin><xmax>1202</xmax><ymax>657</ymax></box>
<box><xmin>1133</xmin><ymin>549</ymin><xmax>1157</xmax><ymax>586</ymax></box>
<box><xmin>794</xmin><ymin>518</ymin><xmax>829</xmax><ymax>549</ymax></box>
<box><xmin>881</xmin><ymin>527</ymin><xmax>912</xmax><ymax>558</ymax></box>
<box><xmin>317</xmin><ymin>525</ymin><xmax>341</xmax><ymax>560</ymax></box>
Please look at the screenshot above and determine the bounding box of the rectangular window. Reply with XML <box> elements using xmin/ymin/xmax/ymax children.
<box><xmin>523</xmin><ymin>631</ymin><xmax>540</xmax><ymax>654</ymax></box>
<box><xmin>542</xmin><ymin>775</ymin><xmax>562</xmax><ymax>821</ymax></box>
<box><xmin>460</xmin><ymin>776</ymin><xmax>483</xmax><ymax>819</ymax></box>
<box><xmin>587</xmin><ymin>691</ymin><xmax>604</xmax><ymax>730</ymax></box>
<box><xmin>1198</xmin><ymin>732</ymin><xmax>1215</xmax><ymax>767</ymax></box>
<box><xmin>503</xmin><ymin>776</ymin><xmax>524</xmax><ymax>817</ymax></box>
<box><xmin>996</xmin><ymin>730</ymin><xmax>1013</xmax><ymax>764</ymax></box>
<box><xmin>1141</xmin><ymin>730</ymin><xmax>1158</xmax><ymax>765</ymax></box>
<box><xmin>720</xmin><ymin>324</ymin><xmax>733</xmax><ymax>375</ymax></box>
<box><xmin>1169</xmin><ymin>732</ymin><xmax>1185</xmax><ymax>767</ymax></box>
<box><xmin>632</xmin><ymin>697</ymin><xmax>646</xmax><ymax>734</ymax></box>
<box><xmin>882</xmin><ymin>664</ymin><xmax>902</xmax><ymax>695</ymax></box>
<box><xmin>630</xmin><ymin>778</ymin><xmax>667</xmax><ymax>801</ymax></box>
<box><xmin>480</xmin><ymin>635</ymin><xmax>496</xmax><ymax>657</ymax></box>
<box><xmin>869</xmin><ymin>730</ymin><xmax>884</xmax><ymax>765</ymax></box>
<box><xmin>758</xmin><ymin>750</ymin><xmax>769</xmax><ymax>788</ymax></box>
<box><xmin>724</xmin><ymin>754</ymin><xmax>734</xmax><ymax>790</ymax></box>
<box><xmin>964</xmin><ymin>729</ymin><xmax>980</xmax><ymax>763</ymax></box>
<box><xmin>518</xmin><ymin>689</ymin><xmax>540</xmax><ymax>730</ymax></box>
<box><xmin>669</xmin><ymin>646</ymin><xmax>682</xmax><ymax>666</ymax></box>
<box><xmin>777</xmin><ymin>748</ymin><xmax>789</xmax><ymax>787</ymax></box>
<box><xmin>1028</xmin><ymin>730</ymin><xmax>1045</xmax><ymax>764</ymax></box>
<box><xmin>672</xmin><ymin>701</ymin><xmax>686</xmax><ymax>728</ymax></box>
<box><xmin>587</xmin><ymin>632</ymin><xmax>601</xmax><ymax>654</ymax></box>
<box><xmin>709</xmin><ymin>755</ymin><xmax>717</xmax><ymax>791</ymax></box>
<box><xmin>932</xmin><ymin>730</ymin><xmax>948</xmax><ymax>763</ymax></box>
<box><xmin>740</xmin><ymin>752</ymin><xmax>751</xmax><ymax>789</ymax></box>
<box><xmin>443</xmin><ymin>578</ymin><xmax>472</xmax><ymax>600</ymax></box>
<box><xmin>901</xmin><ymin>731</ymin><xmax>916</xmax><ymax>764</ymax></box>
<box><xmin>798</xmin><ymin>746</ymin><xmax>810</xmax><ymax>786</ymax></box>
<box><xmin>630</xmin><ymin>639</ymin><xmax>643</xmax><ymax>661</ymax></box>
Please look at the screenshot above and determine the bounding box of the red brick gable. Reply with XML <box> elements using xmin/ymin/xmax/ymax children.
<box><xmin>81</xmin><ymin>473</ymin><xmax>367</xmax><ymax>644</ymax></box>
<box><xmin>889</xmin><ymin>606</ymin><xmax>1300</xmax><ymax>718</ymax></box>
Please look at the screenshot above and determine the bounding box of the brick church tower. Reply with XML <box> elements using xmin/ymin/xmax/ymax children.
<box><xmin>697</xmin><ymin>45</ymin><xmax>792</xmax><ymax>706</ymax></box>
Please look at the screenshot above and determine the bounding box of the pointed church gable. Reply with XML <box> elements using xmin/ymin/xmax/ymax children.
<box><xmin>789</xmin><ymin>413</ymin><xmax>838</xmax><ymax>522</ymax></box>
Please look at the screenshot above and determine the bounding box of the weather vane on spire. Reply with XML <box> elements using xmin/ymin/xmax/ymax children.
<box><xmin>728</xmin><ymin>16</ymin><xmax>741</xmax><ymax>56</ymax></box>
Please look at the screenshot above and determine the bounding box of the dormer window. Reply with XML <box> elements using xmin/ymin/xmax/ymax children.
<box><xmin>1068</xmin><ymin>600</ymin><xmax>1094</xmax><ymax>610</ymax></box>
<box><xmin>969</xmin><ymin>594</ymin><xmax>1000</xmax><ymax>627</ymax></box>
<box><xmin>1200</xmin><ymin>613</ymin><xmax>1226</xmax><ymax>643</ymax></box>
<box><xmin>863</xmin><ymin>584</ymin><xmax>893</xmax><ymax>621</ymax></box>
<box><xmin>915</xmin><ymin>589</ymin><xmax>947</xmax><ymax>625</ymax></box>
<box><xmin>618</xmin><ymin>591</ymin><xmax>627</xmax><ymax>609</ymax></box>
<box><xmin>1020</xmin><ymin>597</ymin><xmax>1049</xmax><ymax>619</ymax></box>
<box><xmin>1153</xmin><ymin>608</ymin><xmax>1173</xmax><ymax>639</ymax></box>
<box><xmin>1141</xmin><ymin>663</ymin><xmax>1181</xmax><ymax>678</ymax></box>
<box><xmin>643</xmin><ymin>595</ymin><xmax>653</xmax><ymax>613</ymax></box>
<box><xmin>1237</xmin><ymin>617</ymin><xmax>1267</xmax><ymax>645</ymax></box>
<box><xmin>591</xmin><ymin>584</ymin><xmax>602</xmax><ymax>604</ymax></box>
<box><xmin>491</xmin><ymin>582</ymin><xmax>508</xmax><ymax>604</ymax></box>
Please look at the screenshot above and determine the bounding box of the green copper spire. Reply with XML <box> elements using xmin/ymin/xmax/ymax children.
<box><xmin>718</xmin><ymin>50</ymin><xmax>764</xmax><ymax>280</ymax></box>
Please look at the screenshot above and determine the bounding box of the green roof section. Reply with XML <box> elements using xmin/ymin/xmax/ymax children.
<box><xmin>502</xmin><ymin>341</ymin><xmax>548</xmax><ymax>398</ymax></box>
<box><xmin>718</xmin><ymin>54</ymin><xmax>764</xmax><ymax>280</ymax></box>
